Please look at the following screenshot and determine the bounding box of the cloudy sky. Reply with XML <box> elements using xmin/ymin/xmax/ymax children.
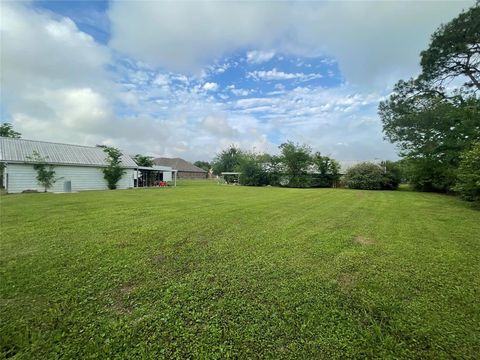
<box><xmin>0</xmin><ymin>0</ymin><xmax>473</xmax><ymax>161</ymax></box>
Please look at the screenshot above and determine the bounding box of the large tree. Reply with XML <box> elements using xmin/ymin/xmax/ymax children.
<box><xmin>379</xmin><ymin>4</ymin><xmax>480</xmax><ymax>192</ymax></box>
<box><xmin>212</xmin><ymin>145</ymin><xmax>244</xmax><ymax>175</ymax></box>
<box><xmin>278</xmin><ymin>141</ymin><xmax>313</xmax><ymax>188</ymax></box>
<box><xmin>419</xmin><ymin>4</ymin><xmax>480</xmax><ymax>92</ymax></box>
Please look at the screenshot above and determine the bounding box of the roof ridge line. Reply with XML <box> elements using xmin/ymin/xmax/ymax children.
<box><xmin>0</xmin><ymin>136</ymin><xmax>116</xmax><ymax>151</ymax></box>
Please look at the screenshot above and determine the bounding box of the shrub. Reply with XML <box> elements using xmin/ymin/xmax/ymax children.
<box><xmin>454</xmin><ymin>143</ymin><xmax>480</xmax><ymax>202</ymax></box>
<box><xmin>344</xmin><ymin>162</ymin><xmax>394</xmax><ymax>190</ymax></box>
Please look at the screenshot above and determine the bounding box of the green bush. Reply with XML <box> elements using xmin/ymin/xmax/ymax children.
<box><xmin>344</xmin><ymin>163</ymin><xmax>385</xmax><ymax>190</ymax></box>
<box><xmin>102</xmin><ymin>147</ymin><xmax>126</xmax><ymax>190</ymax></box>
<box><xmin>238</xmin><ymin>157</ymin><xmax>269</xmax><ymax>186</ymax></box>
<box><xmin>344</xmin><ymin>162</ymin><xmax>400</xmax><ymax>190</ymax></box>
<box><xmin>454</xmin><ymin>143</ymin><xmax>480</xmax><ymax>202</ymax></box>
<box><xmin>381</xmin><ymin>161</ymin><xmax>402</xmax><ymax>190</ymax></box>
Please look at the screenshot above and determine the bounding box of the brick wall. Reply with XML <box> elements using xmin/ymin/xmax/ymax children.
<box><xmin>178</xmin><ymin>171</ymin><xmax>207</xmax><ymax>179</ymax></box>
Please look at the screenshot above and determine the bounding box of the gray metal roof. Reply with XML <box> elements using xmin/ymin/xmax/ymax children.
<box><xmin>0</xmin><ymin>137</ymin><xmax>138</xmax><ymax>168</ymax></box>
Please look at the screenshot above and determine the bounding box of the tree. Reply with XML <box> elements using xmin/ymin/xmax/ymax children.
<box><xmin>237</xmin><ymin>153</ymin><xmax>270</xmax><ymax>186</ymax></box>
<box><xmin>103</xmin><ymin>147</ymin><xmax>126</xmax><ymax>190</ymax></box>
<box><xmin>311</xmin><ymin>153</ymin><xmax>341</xmax><ymax>187</ymax></box>
<box><xmin>133</xmin><ymin>154</ymin><xmax>154</xmax><ymax>167</ymax></box>
<box><xmin>454</xmin><ymin>142</ymin><xmax>480</xmax><ymax>202</ymax></box>
<box><xmin>419</xmin><ymin>5</ymin><xmax>480</xmax><ymax>92</ymax></box>
<box><xmin>0</xmin><ymin>123</ymin><xmax>21</xmax><ymax>138</ymax></box>
<box><xmin>278</xmin><ymin>141</ymin><xmax>313</xmax><ymax>187</ymax></box>
<box><xmin>212</xmin><ymin>145</ymin><xmax>244</xmax><ymax>176</ymax></box>
<box><xmin>26</xmin><ymin>151</ymin><xmax>56</xmax><ymax>192</ymax></box>
<box><xmin>194</xmin><ymin>161</ymin><xmax>211</xmax><ymax>172</ymax></box>
<box><xmin>379</xmin><ymin>4</ymin><xmax>480</xmax><ymax>194</ymax></box>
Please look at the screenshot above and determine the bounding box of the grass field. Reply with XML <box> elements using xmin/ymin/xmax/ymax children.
<box><xmin>1</xmin><ymin>181</ymin><xmax>479</xmax><ymax>359</ymax></box>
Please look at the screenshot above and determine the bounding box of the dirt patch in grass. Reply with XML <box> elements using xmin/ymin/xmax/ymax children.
<box><xmin>152</xmin><ymin>254</ymin><xmax>166</xmax><ymax>264</ymax></box>
<box><xmin>196</xmin><ymin>235</ymin><xmax>209</xmax><ymax>247</ymax></box>
<box><xmin>338</xmin><ymin>272</ymin><xmax>358</xmax><ymax>292</ymax></box>
<box><xmin>112</xmin><ymin>283</ymin><xmax>136</xmax><ymax>315</ymax></box>
<box><xmin>353</xmin><ymin>235</ymin><xmax>374</xmax><ymax>245</ymax></box>
<box><xmin>116</xmin><ymin>241</ymin><xmax>133</xmax><ymax>248</ymax></box>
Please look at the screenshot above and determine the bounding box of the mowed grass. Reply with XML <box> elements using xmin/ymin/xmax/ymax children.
<box><xmin>1</xmin><ymin>181</ymin><xmax>479</xmax><ymax>359</ymax></box>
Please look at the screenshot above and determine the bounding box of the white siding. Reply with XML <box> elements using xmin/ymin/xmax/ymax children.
<box><xmin>5</xmin><ymin>163</ymin><xmax>134</xmax><ymax>193</ymax></box>
<box><xmin>163</xmin><ymin>171</ymin><xmax>172</xmax><ymax>182</ymax></box>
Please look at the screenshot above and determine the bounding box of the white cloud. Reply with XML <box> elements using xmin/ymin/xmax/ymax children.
<box><xmin>2</xmin><ymin>1</ymin><xmax>471</xmax><ymax>163</ymax></box>
<box><xmin>108</xmin><ymin>1</ymin><xmax>287</xmax><ymax>73</ymax></box>
<box><xmin>248</xmin><ymin>68</ymin><xmax>322</xmax><ymax>81</ymax></box>
<box><xmin>203</xmin><ymin>82</ymin><xmax>219</xmax><ymax>91</ymax></box>
<box><xmin>0</xmin><ymin>2</ymin><xmax>114</xmax><ymax>144</ymax></box>
<box><xmin>246</xmin><ymin>50</ymin><xmax>275</xmax><ymax>64</ymax></box>
<box><xmin>108</xmin><ymin>0</ymin><xmax>471</xmax><ymax>85</ymax></box>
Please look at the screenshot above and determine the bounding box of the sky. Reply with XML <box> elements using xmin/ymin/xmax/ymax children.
<box><xmin>0</xmin><ymin>0</ymin><xmax>474</xmax><ymax>161</ymax></box>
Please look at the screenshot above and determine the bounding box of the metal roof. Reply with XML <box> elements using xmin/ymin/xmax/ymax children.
<box><xmin>0</xmin><ymin>137</ymin><xmax>138</xmax><ymax>168</ymax></box>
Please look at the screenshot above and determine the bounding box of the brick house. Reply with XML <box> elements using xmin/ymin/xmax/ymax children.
<box><xmin>153</xmin><ymin>157</ymin><xmax>207</xmax><ymax>179</ymax></box>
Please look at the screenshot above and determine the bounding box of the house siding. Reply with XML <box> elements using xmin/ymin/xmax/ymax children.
<box><xmin>5</xmin><ymin>163</ymin><xmax>135</xmax><ymax>193</ymax></box>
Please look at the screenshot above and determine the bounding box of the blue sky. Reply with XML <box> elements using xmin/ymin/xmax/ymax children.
<box><xmin>0</xmin><ymin>0</ymin><xmax>472</xmax><ymax>161</ymax></box>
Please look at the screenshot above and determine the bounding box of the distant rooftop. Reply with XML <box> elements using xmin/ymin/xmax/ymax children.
<box><xmin>0</xmin><ymin>137</ymin><xmax>138</xmax><ymax>168</ymax></box>
<box><xmin>154</xmin><ymin>157</ymin><xmax>207</xmax><ymax>173</ymax></box>
<box><xmin>338</xmin><ymin>160</ymin><xmax>382</xmax><ymax>173</ymax></box>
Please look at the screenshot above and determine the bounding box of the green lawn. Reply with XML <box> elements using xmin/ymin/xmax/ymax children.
<box><xmin>1</xmin><ymin>181</ymin><xmax>479</xmax><ymax>359</ymax></box>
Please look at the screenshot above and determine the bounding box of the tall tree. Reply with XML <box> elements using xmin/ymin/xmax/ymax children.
<box><xmin>379</xmin><ymin>4</ymin><xmax>480</xmax><ymax>192</ymax></box>
<box><xmin>212</xmin><ymin>145</ymin><xmax>244</xmax><ymax>175</ymax></box>
<box><xmin>0</xmin><ymin>123</ymin><xmax>21</xmax><ymax>138</ymax></box>
<box><xmin>419</xmin><ymin>4</ymin><xmax>480</xmax><ymax>92</ymax></box>
<box><xmin>312</xmin><ymin>152</ymin><xmax>341</xmax><ymax>187</ymax></box>
<box><xmin>133</xmin><ymin>154</ymin><xmax>154</xmax><ymax>167</ymax></box>
<box><xmin>278</xmin><ymin>141</ymin><xmax>313</xmax><ymax>188</ymax></box>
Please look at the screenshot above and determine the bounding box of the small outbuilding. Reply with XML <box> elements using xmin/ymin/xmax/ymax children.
<box><xmin>0</xmin><ymin>137</ymin><xmax>137</xmax><ymax>193</ymax></box>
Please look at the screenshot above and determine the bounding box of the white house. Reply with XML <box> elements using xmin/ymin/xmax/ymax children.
<box><xmin>0</xmin><ymin>137</ymin><xmax>138</xmax><ymax>193</ymax></box>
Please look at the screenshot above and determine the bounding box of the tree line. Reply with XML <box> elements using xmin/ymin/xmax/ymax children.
<box><xmin>206</xmin><ymin>141</ymin><xmax>401</xmax><ymax>190</ymax></box>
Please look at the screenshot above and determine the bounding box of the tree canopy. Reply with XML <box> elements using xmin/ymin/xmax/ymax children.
<box><xmin>133</xmin><ymin>154</ymin><xmax>154</xmax><ymax>167</ymax></box>
<box><xmin>379</xmin><ymin>4</ymin><xmax>480</xmax><ymax>193</ymax></box>
<box><xmin>212</xmin><ymin>146</ymin><xmax>244</xmax><ymax>175</ymax></box>
<box><xmin>0</xmin><ymin>123</ymin><xmax>21</xmax><ymax>138</ymax></box>
<box><xmin>193</xmin><ymin>161</ymin><xmax>211</xmax><ymax>172</ymax></box>
<box><xmin>419</xmin><ymin>5</ymin><xmax>480</xmax><ymax>91</ymax></box>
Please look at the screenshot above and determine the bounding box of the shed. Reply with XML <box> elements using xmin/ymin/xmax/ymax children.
<box><xmin>0</xmin><ymin>137</ymin><xmax>137</xmax><ymax>193</ymax></box>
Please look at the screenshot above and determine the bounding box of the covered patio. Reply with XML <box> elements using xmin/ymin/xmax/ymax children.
<box><xmin>135</xmin><ymin>166</ymin><xmax>177</xmax><ymax>188</ymax></box>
